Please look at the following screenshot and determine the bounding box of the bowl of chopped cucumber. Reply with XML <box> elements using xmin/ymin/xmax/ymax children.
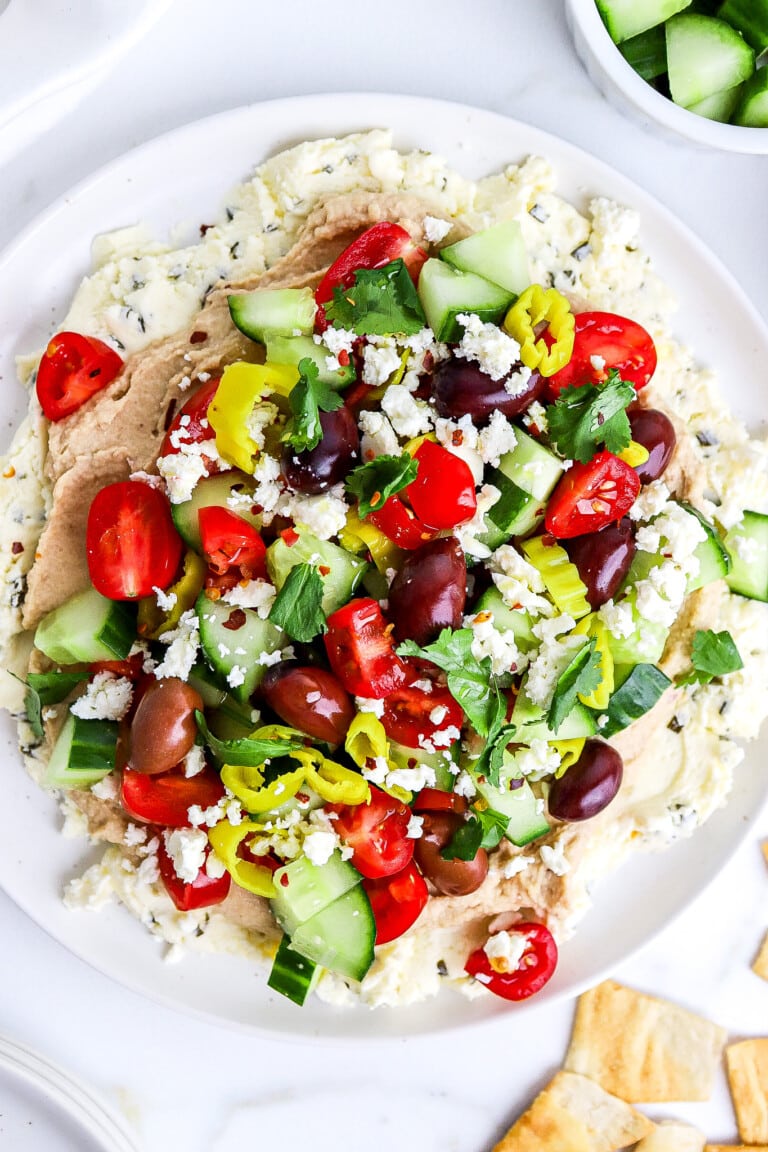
<box><xmin>566</xmin><ymin>0</ymin><xmax>768</xmax><ymax>151</ymax></box>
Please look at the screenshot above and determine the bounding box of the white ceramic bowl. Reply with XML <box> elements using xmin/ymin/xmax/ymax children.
<box><xmin>565</xmin><ymin>0</ymin><xmax>768</xmax><ymax>153</ymax></box>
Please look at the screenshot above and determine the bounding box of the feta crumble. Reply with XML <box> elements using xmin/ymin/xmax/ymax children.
<box><xmin>70</xmin><ymin>673</ymin><xmax>133</xmax><ymax>721</ymax></box>
<box><xmin>454</xmin><ymin>312</ymin><xmax>522</xmax><ymax>382</ymax></box>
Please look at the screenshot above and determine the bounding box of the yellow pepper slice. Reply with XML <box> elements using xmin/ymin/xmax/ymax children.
<box><xmin>207</xmin><ymin>361</ymin><xmax>297</xmax><ymax>473</ymax></box>
<box><xmin>221</xmin><ymin>762</ymin><xmax>306</xmax><ymax>813</ymax></box>
<box><xmin>339</xmin><ymin>508</ymin><xmax>402</xmax><ymax>575</ymax></box>
<box><xmin>208</xmin><ymin>822</ymin><xmax>276</xmax><ymax>897</ymax></box>
<box><xmin>551</xmin><ymin>737</ymin><xmax>586</xmax><ymax>778</ymax></box>
<box><xmin>573</xmin><ymin>614</ymin><xmax>614</xmax><ymax>710</ymax></box>
<box><xmin>344</xmin><ymin>713</ymin><xmax>412</xmax><ymax>805</ymax></box>
<box><xmin>617</xmin><ymin>440</ymin><xmax>651</xmax><ymax>468</ymax></box>
<box><xmin>503</xmin><ymin>284</ymin><xmax>575</xmax><ymax>377</ymax></box>
<box><xmin>137</xmin><ymin>550</ymin><xmax>207</xmax><ymax>641</ymax></box>
<box><xmin>293</xmin><ymin>748</ymin><xmax>370</xmax><ymax>807</ymax></box>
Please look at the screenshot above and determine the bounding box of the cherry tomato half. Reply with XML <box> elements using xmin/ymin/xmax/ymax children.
<box><xmin>329</xmin><ymin>785</ymin><xmax>414</xmax><ymax>879</ymax></box>
<box><xmin>546</xmin><ymin>311</ymin><xmax>657</xmax><ymax>399</ymax></box>
<box><xmin>544</xmin><ymin>450</ymin><xmax>640</xmax><ymax>539</ymax></box>
<box><xmin>121</xmin><ymin>765</ymin><xmax>226</xmax><ymax>827</ymax></box>
<box><xmin>412</xmin><ymin>788</ymin><xmax>468</xmax><ymax>816</ymax></box>
<box><xmin>86</xmin><ymin>480</ymin><xmax>183</xmax><ymax>599</ymax></box>
<box><xmin>160</xmin><ymin>377</ymin><xmax>220</xmax><ymax>458</ymax></box>
<box><xmin>315</xmin><ymin>222</ymin><xmax>428</xmax><ymax>328</ymax></box>
<box><xmin>157</xmin><ymin>839</ymin><xmax>231</xmax><ymax>912</ymax></box>
<box><xmin>407</xmin><ymin>440</ymin><xmax>477</xmax><ymax>530</ymax></box>
<box><xmin>367</xmin><ymin>495</ymin><xmax>437</xmax><ymax>551</ymax></box>
<box><xmin>324</xmin><ymin>598</ymin><xmax>408</xmax><ymax>698</ymax></box>
<box><xmin>465</xmin><ymin>923</ymin><xmax>558</xmax><ymax>1002</ymax></box>
<box><xmin>198</xmin><ymin>506</ymin><xmax>267</xmax><ymax>579</ymax></box>
<box><xmin>363</xmin><ymin>861</ymin><xmax>429</xmax><ymax>945</ymax></box>
<box><xmin>35</xmin><ymin>332</ymin><xmax>123</xmax><ymax>422</ymax></box>
<box><xmin>380</xmin><ymin>676</ymin><xmax>463</xmax><ymax>750</ymax></box>
<box><xmin>89</xmin><ymin>652</ymin><xmax>146</xmax><ymax>680</ymax></box>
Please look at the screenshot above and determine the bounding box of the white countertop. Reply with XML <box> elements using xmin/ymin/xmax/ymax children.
<box><xmin>1</xmin><ymin>1</ymin><xmax>767</xmax><ymax>1148</ymax></box>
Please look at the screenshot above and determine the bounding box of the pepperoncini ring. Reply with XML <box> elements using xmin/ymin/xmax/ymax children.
<box><xmin>573</xmin><ymin>613</ymin><xmax>615</xmax><ymax>709</ymax></box>
<box><xmin>293</xmin><ymin>747</ymin><xmax>371</xmax><ymax>807</ymax></box>
<box><xmin>137</xmin><ymin>550</ymin><xmax>207</xmax><ymax>640</ymax></box>
<box><xmin>221</xmin><ymin>762</ymin><xmax>306</xmax><ymax>813</ymax></box>
<box><xmin>208</xmin><ymin>821</ymin><xmax>276</xmax><ymax>897</ymax></box>
<box><xmin>208</xmin><ymin>361</ymin><xmax>298</xmax><ymax>473</ymax></box>
<box><xmin>503</xmin><ymin>284</ymin><xmax>575</xmax><ymax>377</ymax></box>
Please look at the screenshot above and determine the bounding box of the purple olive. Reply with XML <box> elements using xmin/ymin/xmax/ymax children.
<box><xmin>431</xmin><ymin>357</ymin><xmax>545</xmax><ymax>425</ymax></box>
<box><xmin>564</xmin><ymin>519</ymin><xmax>636</xmax><ymax>609</ymax></box>
<box><xmin>388</xmin><ymin>537</ymin><xmax>466</xmax><ymax>645</ymax></box>
<box><xmin>414</xmin><ymin>812</ymin><xmax>488</xmax><ymax>895</ymax></box>
<box><xmin>281</xmin><ymin>406</ymin><xmax>360</xmax><ymax>495</ymax></box>
<box><xmin>628</xmin><ymin>405</ymin><xmax>676</xmax><ymax>485</ymax></box>
<box><xmin>547</xmin><ymin>739</ymin><xmax>623</xmax><ymax>822</ymax></box>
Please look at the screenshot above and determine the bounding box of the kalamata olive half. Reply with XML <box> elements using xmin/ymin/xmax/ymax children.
<box><xmin>281</xmin><ymin>405</ymin><xmax>360</xmax><ymax>495</ymax></box>
<box><xmin>261</xmin><ymin>665</ymin><xmax>354</xmax><ymax>745</ymax></box>
<box><xmin>431</xmin><ymin>357</ymin><xmax>545</xmax><ymax>425</ymax></box>
<box><xmin>564</xmin><ymin>518</ymin><xmax>636</xmax><ymax>609</ymax></box>
<box><xmin>628</xmin><ymin>405</ymin><xmax>676</xmax><ymax>485</ymax></box>
<box><xmin>388</xmin><ymin>537</ymin><xmax>466</xmax><ymax>645</ymax></box>
<box><xmin>547</xmin><ymin>739</ymin><xmax>623</xmax><ymax>822</ymax></box>
<box><xmin>414</xmin><ymin>812</ymin><xmax>489</xmax><ymax>896</ymax></box>
<box><xmin>129</xmin><ymin>677</ymin><xmax>203</xmax><ymax>775</ymax></box>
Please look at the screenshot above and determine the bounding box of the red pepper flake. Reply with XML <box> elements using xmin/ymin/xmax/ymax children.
<box><xmin>199</xmin><ymin>223</ymin><xmax>213</xmax><ymax>237</ymax></box>
<box><xmin>222</xmin><ymin>608</ymin><xmax>246</xmax><ymax>631</ymax></box>
<box><xmin>280</xmin><ymin>873</ymin><xmax>290</xmax><ymax>887</ymax></box>
<box><xmin>189</xmin><ymin>330</ymin><xmax>208</xmax><ymax>345</ymax></box>
<box><xmin>541</xmin><ymin>533</ymin><xmax>557</xmax><ymax>547</ymax></box>
<box><xmin>11</xmin><ymin>541</ymin><xmax>24</xmax><ymax>555</ymax></box>
<box><xmin>318</xmin><ymin>565</ymin><xmax>331</xmax><ymax>577</ymax></box>
<box><xmin>338</xmin><ymin>349</ymin><xmax>350</xmax><ymax>367</ymax></box>
<box><xmin>451</xmin><ymin>430</ymin><xmax>464</xmax><ymax>447</ymax></box>
<box><xmin>205</xmin><ymin>587</ymin><xmax>223</xmax><ymax>601</ymax></box>
<box><xmin>423</xmin><ymin>351</ymin><xmax>435</xmax><ymax>372</ymax></box>
<box><xmin>295</xmin><ymin>792</ymin><xmax>310</xmax><ymax>804</ymax></box>
<box><xmin>281</xmin><ymin>527</ymin><xmax>300</xmax><ymax>547</ymax></box>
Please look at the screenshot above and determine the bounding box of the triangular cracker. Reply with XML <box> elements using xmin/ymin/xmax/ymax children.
<box><xmin>725</xmin><ymin>1038</ymin><xmax>768</xmax><ymax>1144</ymax></box>
<box><xmin>634</xmin><ymin>1121</ymin><xmax>705</xmax><ymax>1150</ymax></box>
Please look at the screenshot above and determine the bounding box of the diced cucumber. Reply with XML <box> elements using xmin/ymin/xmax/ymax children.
<box><xmin>416</xmin><ymin>258</ymin><xmax>514</xmax><ymax>344</ymax></box>
<box><xmin>266</xmin><ymin>527</ymin><xmax>368</xmax><ymax>615</ymax></box>
<box><xmin>687</xmin><ymin>82</ymin><xmax>744</xmax><ymax>121</ymax></box>
<box><xmin>718</xmin><ymin>0</ymin><xmax>768</xmax><ymax>53</ymax></box>
<box><xmin>228</xmin><ymin>287</ymin><xmax>316</xmax><ymax>342</ymax></box>
<box><xmin>186</xmin><ymin>662</ymin><xmax>228</xmax><ymax>709</ymax></box>
<box><xmin>496</xmin><ymin>427</ymin><xmax>565</xmax><ymax>502</ymax></box>
<box><xmin>170</xmin><ymin>471</ymin><xmax>262</xmax><ymax>553</ymax></box>
<box><xmin>604</xmin><ymin>590</ymin><xmax>669</xmax><ymax>665</ymax></box>
<box><xmin>473</xmin><ymin>771</ymin><xmax>550</xmax><ymax>847</ymax></box>
<box><xmin>666</xmin><ymin>13</ymin><xmax>755</xmax><ymax>107</ymax></box>
<box><xmin>439</xmin><ymin>221</ymin><xmax>529</xmax><ymax>297</ymax></box>
<box><xmin>195</xmin><ymin>591</ymin><xmax>286</xmax><ymax>702</ymax></box>
<box><xmin>733</xmin><ymin>67</ymin><xmax>768</xmax><ymax>127</ymax></box>
<box><xmin>598</xmin><ymin>663</ymin><xmax>672</xmax><ymax>737</ymax></box>
<box><xmin>267</xmin><ymin>935</ymin><xmax>319</xmax><ymax>1006</ymax></box>
<box><xmin>388</xmin><ymin>739</ymin><xmax>458</xmax><ymax>791</ymax></box>
<box><xmin>517</xmin><ymin>705</ymin><xmax>599</xmax><ymax>742</ymax></box>
<box><xmin>682</xmin><ymin>503</ymin><xmax>731</xmax><ymax>591</ymax></box>
<box><xmin>34</xmin><ymin>588</ymin><xmax>136</xmax><ymax>666</ymax></box>
<box><xmin>45</xmin><ymin>713</ymin><xmax>118</xmax><ymax>789</ymax></box>
<box><xmin>204</xmin><ymin>695</ymin><xmax>259</xmax><ymax>742</ymax></box>
<box><xmin>619</xmin><ymin>24</ymin><xmax>668</xmax><ymax>78</ymax></box>
<box><xmin>270</xmin><ymin>851</ymin><xmax>361</xmax><ymax>937</ymax></box>
<box><xmin>724</xmin><ymin>511</ymin><xmax>768</xmax><ymax>600</ymax></box>
<box><xmin>597</xmin><ymin>0</ymin><xmax>692</xmax><ymax>43</ymax></box>
<box><xmin>480</xmin><ymin>468</ymin><xmax>546</xmax><ymax>546</ymax></box>
<box><xmin>264</xmin><ymin>333</ymin><xmax>355</xmax><ymax>389</ymax></box>
<box><xmin>289</xmin><ymin>885</ymin><xmax>375</xmax><ymax>983</ymax></box>
<box><xmin>474</xmin><ymin>587</ymin><xmax>538</xmax><ymax>652</ymax></box>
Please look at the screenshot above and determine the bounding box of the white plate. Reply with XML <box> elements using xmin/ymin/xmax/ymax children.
<box><xmin>1</xmin><ymin>93</ymin><xmax>766</xmax><ymax>1039</ymax></box>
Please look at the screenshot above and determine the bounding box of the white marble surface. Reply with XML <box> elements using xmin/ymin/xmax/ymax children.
<box><xmin>1</xmin><ymin>1</ymin><xmax>767</xmax><ymax>1148</ymax></box>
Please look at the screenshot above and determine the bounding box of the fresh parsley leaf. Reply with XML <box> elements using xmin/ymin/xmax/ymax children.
<box><xmin>17</xmin><ymin>671</ymin><xmax>89</xmax><ymax>740</ymax></box>
<box><xmin>397</xmin><ymin>629</ymin><xmax>505</xmax><ymax>739</ymax></box>
<box><xmin>196</xmin><ymin>711</ymin><xmax>304</xmax><ymax>766</ymax></box>
<box><xmin>547</xmin><ymin>638</ymin><xmax>602</xmax><ymax>733</ymax></box>
<box><xmin>282</xmin><ymin>357</ymin><xmax>344</xmax><ymax>453</ymax></box>
<box><xmin>324</xmin><ymin>259</ymin><xmax>426</xmax><ymax>337</ymax></box>
<box><xmin>471</xmin><ymin>721</ymin><xmax>518</xmax><ymax>789</ymax></box>
<box><xmin>269</xmin><ymin>563</ymin><xmax>327</xmax><ymax>643</ymax></box>
<box><xmin>676</xmin><ymin>629</ymin><xmax>744</xmax><ymax>687</ymax></box>
<box><xmin>547</xmin><ymin>371</ymin><xmax>635</xmax><ymax>463</ymax></box>
<box><xmin>345</xmin><ymin>453</ymin><xmax>419</xmax><ymax>518</ymax></box>
<box><xmin>440</xmin><ymin>807</ymin><xmax>510</xmax><ymax>861</ymax></box>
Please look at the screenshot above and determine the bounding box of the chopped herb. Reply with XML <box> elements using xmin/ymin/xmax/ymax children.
<box><xmin>282</xmin><ymin>358</ymin><xmax>344</xmax><ymax>453</ymax></box>
<box><xmin>17</xmin><ymin>671</ymin><xmax>89</xmax><ymax>740</ymax></box>
<box><xmin>269</xmin><ymin>563</ymin><xmax>327</xmax><ymax>643</ymax></box>
<box><xmin>440</xmin><ymin>807</ymin><xmax>509</xmax><ymax>861</ymax></box>
<box><xmin>196</xmin><ymin>711</ymin><xmax>304</xmax><ymax>766</ymax></box>
<box><xmin>471</xmin><ymin>721</ymin><xmax>518</xmax><ymax>789</ymax></box>
<box><xmin>397</xmin><ymin>629</ymin><xmax>505</xmax><ymax>739</ymax></box>
<box><xmin>547</xmin><ymin>639</ymin><xmax>602</xmax><ymax>734</ymax></box>
<box><xmin>547</xmin><ymin>370</ymin><xmax>635</xmax><ymax>463</ymax></box>
<box><xmin>600</xmin><ymin>663</ymin><xmax>671</xmax><ymax>738</ymax></box>
<box><xmin>345</xmin><ymin>453</ymin><xmax>418</xmax><ymax>518</ymax></box>
<box><xmin>324</xmin><ymin>259</ymin><xmax>426</xmax><ymax>337</ymax></box>
<box><xmin>676</xmin><ymin>629</ymin><xmax>743</xmax><ymax>687</ymax></box>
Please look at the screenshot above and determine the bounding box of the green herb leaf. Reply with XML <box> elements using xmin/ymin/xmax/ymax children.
<box><xmin>345</xmin><ymin>452</ymin><xmax>419</xmax><ymax>518</ymax></box>
<box><xmin>324</xmin><ymin>259</ymin><xmax>426</xmax><ymax>337</ymax></box>
<box><xmin>440</xmin><ymin>807</ymin><xmax>510</xmax><ymax>861</ymax></box>
<box><xmin>19</xmin><ymin>671</ymin><xmax>90</xmax><ymax>740</ymax></box>
<box><xmin>282</xmin><ymin>357</ymin><xmax>344</xmax><ymax>453</ymax></box>
<box><xmin>675</xmin><ymin>629</ymin><xmax>744</xmax><ymax>687</ymax></box>
<box><xmin>547</xmin><ymin>371</ymin><xmax>635</xmax><ymax>463</ymax></box>
<box><xmin>471</xmin><ymin>721</ymin><xmax>518</xmax><ymax>789</ymax></box>
<box><xmin>397</xmin><ymin>629</ymin><xmax>505</xmax><ymax>739</ymax></box>
<box><xmin>195</xmin><ymin>711</ymin><xmax>304</xmax><ymax>766</ymax></box>
<box><xmin>598</xmin><ymin>663</ymin><xmax>671</xmax><ymax>737</ymax></box>
<box><xmin>269</xmin><ymin>563</ymin><xmax>327</xmax><ymax>643</ymax></box>
<box><xmin>547</xmin><ymin>638</ymin><xmax>602</xmax><ymax>734</ymax></box>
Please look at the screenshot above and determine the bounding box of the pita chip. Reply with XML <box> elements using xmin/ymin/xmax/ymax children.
<box><xmin>633</xmin><ymin>1121</ymin><xmax>705</xmax><ymax>1151</ymax></box>
<box><xmin>564</xmin><ymin>980</ymin><xmax>727</xmax><ymax>1102</ymax></box>
<box><xmin>705</xmin><ymin>1147</ymin><xmax>768</xmax><ymax>1151</ymax></box>
<box><xmin>725</xmin><ymin>1038</ymin><xmax>768</xmax><ymax>1144</ymax></box>
<box><xmin>492</xmin><ymin>1069</ymin><xmax>652</xmax><ymax>1152</ymax></box>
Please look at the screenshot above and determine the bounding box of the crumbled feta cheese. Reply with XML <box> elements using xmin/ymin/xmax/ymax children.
<box><xmin>157</xmin><ymin>437</ymin><xmax>227</xmax><ymax>504</ymax></box>
<box><xmin>453</xmin><ymin>484</ymin><xmax>501</xmax><ymax>560</ymax></box>
<box><xmin>477</xmin><ymin>411</ymin><xmax>518</xmax><ymax>467</ymax></box>
<box><xmin>503</xmin><ymin>854</ymin><xmax>533</xmax><ymax>879</ymax></box>
<box><xmin>590</xmin><ymin>354</ymin><xmax>606</xmax><ymax>372</ymax></box>
<box><xmin>429</xmin><ymin>705</ymin><xmax>448</xmax><ymax>726</ymax></box>
<box><xmin>423</xmin><ymin>215</ymin><xmax>452</xmax><ymax>244</ymax></box>
<box><xmin>525</xmin><ymin>617</ymin><xmax>583</xmax><ymax>709</ymax></box>
<box><xmin>244</xmin><ymin>453</ymin><xmax>283</xmax><ymax>525</ymax></box>
<box><xmin>521</xmin><ymin>400</ymin><xmax>549</xmax><ymax>434</ymax></box>
<box><xmin>406</xmin><ymin>814</ymin><xmax>424</xmax><ymax>839</ymax></box>
<box><xmin>362</xmin><ymin>338</ymin><xmax>402</xmax><ymax>387</ymax></box>
<box><xmin>539</xmin><ymin>840</ymin><xmax>570</xmax><ymax>876</ymax></box>
<box><xmin>380</xmin><ymin>384</ymin><xmax>434</xmax><ymax>439</ymax></box>
<box><xmin>515</xmin><ymin>739</ymin><xmax>561</xmax><ymax>781</ymax></box>
<box><xmin>489</xmin><ymin>544</ymin><xmax>553</xmax><ymax>618</ymax></box>
<box><xmin>465</xmin><ymin>610</ymin><xmax>524</xmax><ymax>676</ymax></box>
<box><xmin>164</xmin><ymin>827</ymin><xmax>208</xmax><ymax>883</ymax></box>
<box><xmin>281</xmin><ymin>484</ymin><xmax>349</xmax><ymax>541</ymax></box>
<box><xmin>454</xmin><ymin>312</ymin><xmax>521</xmax><ymax>382</ymax></box>
<box><xmin>432</xmin><ymin>725</ymin><xmax>461</xmax><ymax>748</ymax></box>
<box><xmin>70</xmin><ymin>673</ymin><xmax>133</xmax><ymax>721</ymax></box>
<box><xmin>221</xmin><ymin>578</ymin><xmax>277</xmax><ymax>618</ymax></box>
<box><xmin>124</xmin><ymin>823</ymin><xmax>147</xmax><ymax>848</ymax></box>
<box><xmin>154</xmin><ymin>609</ymin><xmax>200</xmax><ymax>681</ymax></box>
<box><xmin>355</xmin><ymin>696</ymin><xmax>385</xmax><ymax>717</ymax></box>
<box><xmin>257</xmin><ymin>649</ymin><xmax>284</xmax><ymax>668</ymax></box>
<box><xmin>246</xmin><ymin>400</ymin><xmax>280</xmax><ymax>451</ymax></box>
<box><xmin>205</xmin><ymin>853</ymin><xmax>227</xmax><ymax>880</ymax></box>
<box><xmin>153</xmin><ymin>585</ymin><xmax>178</xmax><ymax>612</ymax></box>
<box><xmin>454</xmin><ymin>770</ymin><xmax>477</xmax><ymax>799</ymax></box>
<box><xmin>635</xmin><ymin>525</ymin><xmax>661</xmax><ymax>554</ymax></box>
<box><xmin>733</xmin><ymin>532</ymin><xmax>760</xmax><ymax>564</ymax></box>
<box><xmin>598</xmin><ymin>598</ymin><xmax>635</xmax><ymax>640</ymax></box>
<box><xmin>357</xmin><ymin>409</ymin><xmax>400</xmax><ymax>460</ymax></box>
<box><xmin>302</xmin><ymin>829</ymin><xmax>339</xmax><ymax>867</ymax></box>
<box><xmin>629</xmin><ymin>479</ymin><xmax>671</xmax><ymax>522</ymax></box>
<box><xmin>182</xmin><ymin>744</ymin><xmax>206</xmax><ymax>778</ymax></box>
<box><xmin>484</xmin><ymin>929</ymin><xmax>528</xmax><ymax>973</ymax></box>
<box><xmin>317</xmin><ymin>325</ymin><xmax>356</xmax><ymax>360</ymax></box>
<box><xmin>90</xmin><ymin>774</ymin><xmax>119</xmax><ymax>801</ymax></box>
<box><xmin>410</xmin><ymin>679</ymin><xmax>433</xmax><ymax>694</ymax></box>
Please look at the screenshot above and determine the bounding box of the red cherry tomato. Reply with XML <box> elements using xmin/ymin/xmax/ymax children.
<box><xmin>324</xmin><ymin>598</ymin><xmax>408</xmax><ymax>698</ymax></box>
<box><xmin>407</xmin><ymin>440</ymin><xmax>478</xmax><ymax>530</ymax></box>
<box><xmin>35</xmin><ymin>332</ymin><xmax>123</xmax><ymax>421</ymax></box>
<box><xmin>329</xmin><ymin>785</ymin><xmax>414</xmax><ymax>879</ymax></box>
<box><xmin>86</xmin><ymin>480</ymin><xmax>183</xmax><ymax>599</ymax></box>
<box><xmin>546</xmin><ymin>311</ymin><xmax>657</xmax><ymax>399</ymax></box>
<box><xmin>363</xmin><ymin>861</ymin><xmax>429</xmax><ymax>945</ymax></box>
<box><xmin>368</xmin><ymin>494</ymin><xmax>438</xmax><ymax>550</ymax></box>
<box><xmin>157</xmin><ymin>839</ymin><xmax>231</xmax><ymax>912</ymax></box>
<box><xmin>315</xmin><ymin>222</ymin><xmax>428</xmax><ymax>328</ymax></box>
<box><xmin>465</xmin><ymin>923</ymin><xmax>558</xmax><ymax>1001</ymax></box>
<box><xmin>380</xmin><ymin>676</ymin><xmax>463</xmax><ymax>750</ymax></box>
<box><xmin>412</xmin><ymin>788</ymin><xmax>468</xmax><ymax>815</ymax></box>
<box><xmin>198</xmin><ymin>506</ymin><xmax>267</xmax><ymax>579</ymax></box>
<box><xmin>160</xmin><ymin>377</ymin><xmax>220</xmax><ymax>457</ymax></box>
<box><xmin>544</xmin><ymin>450</ymin><xmax>640</xmax><ymax>539</ymax></box>
<box><xmin>120</xmin><ymin>765</ymin><xmax>225</xmax><ymax>826</ymax></box>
